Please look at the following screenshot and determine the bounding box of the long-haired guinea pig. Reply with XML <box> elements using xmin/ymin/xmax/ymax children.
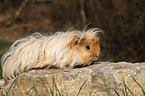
<box><xmin>1</xmin><ymin>28</ymin><xmax>102</xmax><ymax>79</ymax></box>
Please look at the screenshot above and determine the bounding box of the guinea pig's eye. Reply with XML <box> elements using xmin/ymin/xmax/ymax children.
<box><xmin>86</xmin><ymin>45</ymin><xmax>91</xmax><ymax>50</ymax></box>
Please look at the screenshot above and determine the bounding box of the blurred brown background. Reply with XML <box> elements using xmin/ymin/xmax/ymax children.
<box><xmin>0</xmin><ymin>0</ymin><xmax>144</xmax><ymax>78</ymax></box>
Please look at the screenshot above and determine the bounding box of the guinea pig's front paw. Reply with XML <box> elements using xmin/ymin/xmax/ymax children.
<box><xmin>59</xmin><ymin>64</ymin><xmax>73</xmax><ymax>72</ymax></box>
<box><xmin>63</xmin><ymin>68</ymin><xmax>73</xmax><ymax>72</ymax></box>
<box><xmin>59</xmin><ymin>64</ymin><xmax>68</xmax><ymax>69</ymax></box>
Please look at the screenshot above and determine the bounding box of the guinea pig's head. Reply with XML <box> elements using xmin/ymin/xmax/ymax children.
<box><xmin>72</xmin><ymin>30</ymin><xmax>100</xmax><ymax>66</ymax></box>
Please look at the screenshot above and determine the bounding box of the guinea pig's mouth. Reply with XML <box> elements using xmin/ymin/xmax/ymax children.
<box><xmin>92</xmin><ymin>56</ymin><xmax>99</xmax><ymax>62</ymax></box>
<box><xmin>90</xmin><ymin>57</ymin><xmax>99</xmax><ymax>65</ymax></box>
<box><xmin>95</xmin><ymin>57</ymin><xmax>98</xmax><ymax>61</ymax></box>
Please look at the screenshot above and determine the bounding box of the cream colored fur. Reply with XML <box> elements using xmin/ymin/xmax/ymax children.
<box><xmin>1</xmin><ymin>28</ymin><xmax>101</xmax><ymax>79</ymax></box>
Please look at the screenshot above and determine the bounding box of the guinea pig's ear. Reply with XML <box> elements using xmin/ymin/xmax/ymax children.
<box><xmin>72</xmin><ymin>37</ymin><xmax>85</xmax><ymax>45</ymax></box>
<box><xmin>73</xmin><ymin>37</ymin><xmax>80</xmax><ymax>45</ymax></box>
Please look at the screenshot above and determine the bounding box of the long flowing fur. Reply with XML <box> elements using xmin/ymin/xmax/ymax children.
<box><xmin>1</xmin><ymin>28</ymin><xmax>101</xmax><ymax>79</ymax></box>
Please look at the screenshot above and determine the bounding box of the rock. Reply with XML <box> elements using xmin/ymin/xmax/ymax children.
<box><xmin>0</xmin><ymin>62</ymin><xmax>145</xmax><ymax>96</ymax></box>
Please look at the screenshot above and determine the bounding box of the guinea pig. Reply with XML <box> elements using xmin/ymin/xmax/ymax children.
<box><xmin>1</xmin><ymin>28</ymin><xmax>101</xmax><ymax>79</ymax></box>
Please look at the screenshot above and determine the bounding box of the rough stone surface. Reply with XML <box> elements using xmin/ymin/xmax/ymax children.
<box><xmin>0</xmin><ymin>62</ymin><xmax>145</xmax><ymax>96</ymax></box>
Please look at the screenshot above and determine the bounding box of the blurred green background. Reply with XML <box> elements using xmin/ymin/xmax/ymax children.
<box><xmin>0</xmin><ymin>0</ymin><xmax>144</xmax><ymax>79</ymax></box>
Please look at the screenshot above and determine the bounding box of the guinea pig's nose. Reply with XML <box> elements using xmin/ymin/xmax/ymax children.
<box><xmin>94</xmin><ymin>56</ymin><xmax>99</xmax><ymax>61</ymax></box>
